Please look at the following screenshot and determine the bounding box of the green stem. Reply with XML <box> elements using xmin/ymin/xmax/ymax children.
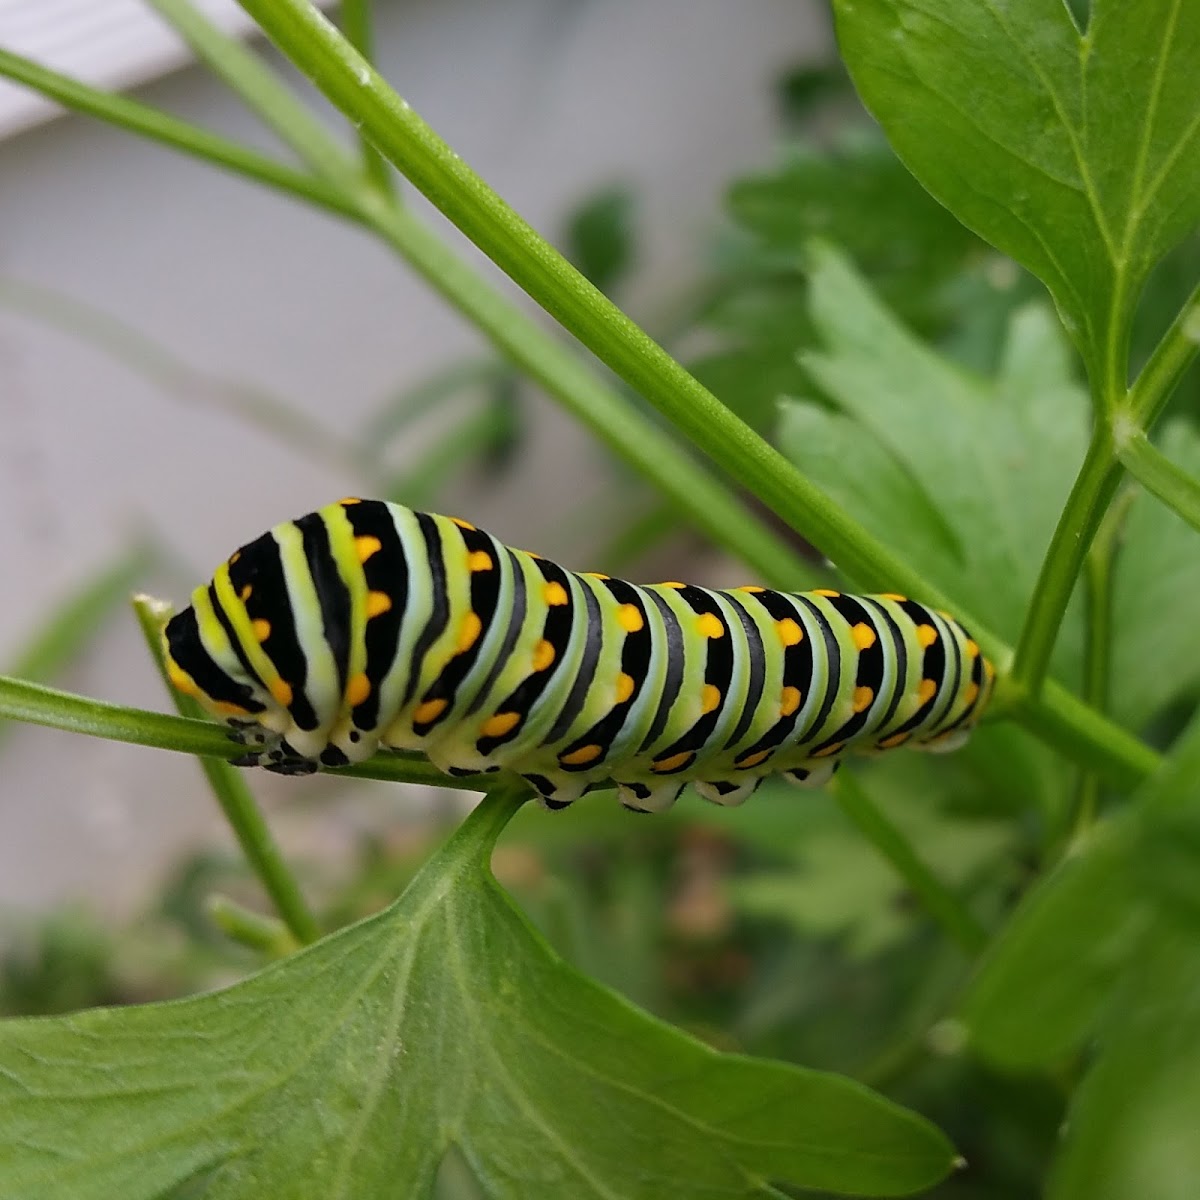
<box><xmin>339</xmin><ymin>0</ymin><xmax>394</xmax><ymax>195</ymax></box>
<box><xmin>0</xmin><ymin>48</ymin><xmax>356</xmax><ymax>218</ymax></box>
<box><xmin>1128</xmin><ymin>278</ymin><xmax>1200</xmax><ymax>428</ymax></box>
<box><xmin>0</xmin><ymin>673</ymin><xmax>484</xmax><ymax>790</ymax></box>
<box><xmin>206</xmin><ymin>894</ymin><xmax>299</xmax><ymax>957</ymax></box>
<box><xmin>1117</xmin><ymin>431</ymin><xmax>1200</xmax><ymax>536</ymax></box>
<box><xmin>357</xmin><ymin>201</ymin><xmax>816</xmax><ymax>588</ymax></box>
<box><xmin>237</xmin><ymin>0</ymin><xmax>960</xmax><ymax>606</ymax></box>
<box><xmin>134</xmin><ymin>597</ymin><xmax>321</xmax><ymax>945</ymax></box>
<box><xmin>832</xmin><ymin>772</ymin><xmax>988</xmax><ymax>955</ymax></box>
<box><xmin>3</xmin><ymin>24</ymin><xmax>817</xmax><ymax>593</ymax></box>
<box><xmin>1010</xmin><ymin>425</ymin><xmax>1121</xmax><ymax>696</ymax></box>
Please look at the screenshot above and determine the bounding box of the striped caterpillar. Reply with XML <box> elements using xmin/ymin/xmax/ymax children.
<box><xmin>164</xmin><ymin>499</ymin><xmax>993</xmax><ymax>812</ymax></box>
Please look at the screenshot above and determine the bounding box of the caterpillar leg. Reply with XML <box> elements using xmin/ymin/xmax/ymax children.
<box><xmin>694</xmin><ymin>778</ymin><xmax>762</xmax><ymax>808</ymax></box>
<box><xmin>520</xmin><ymin>773</ymin><xmax>587</xmax><ymax>811</ymax></box>
<box><xmin>616</xmin><ymin>781</ymin><xmax>684</xmax><ymax>814</ymax></box>
<box><xmin>784</xmin><ymin>760</ymin><xmax>842</xmax><ymax>789</ymax></box>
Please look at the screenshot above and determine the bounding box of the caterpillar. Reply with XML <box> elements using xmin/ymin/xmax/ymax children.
<box><xmin>164</xmin><ymin>499</ymin><xmax>993</xmax><ymax>813</ymax></box>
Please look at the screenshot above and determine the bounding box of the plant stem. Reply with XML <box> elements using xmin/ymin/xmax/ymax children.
<box><xmin>134</xmin><ymin>597</ymin><xmax>321</xmax><ymax>945</ymax></box>
<box><xmin>0</xmin><ymin>48</ymin><xmax>356</xmax><ymax>218</ymax></box>
<box><xmin>1128</xmin><ymin>278</ymin><xmax>1200</xmax><ymax>428</ymax></box>
<box><xmin>0</xmin><ymin>673</ymin><xmax>483</xmax><ymax>789</ymax></box>
<box><xmin>832</xmin><ymin>773</ymin><xmax>988</xmax><ymax>955</ymax></box>
<box><xmin>1117</xmin><ymin>432</ymin><xmax>1200</xmax><ymax>536</ymax></box>
<box><xmin>1010</xmin><ymin>425</ymin><xmax>1122</xmax><ymax>697</ymax></box>
<box><xmin>207</xmin><ymin>894</ymin><xmax>299</xmax><ymax>957</ymax></box>
<box><xmin>238</xmin><ymin>0</ymin><xmax>961</xmax><ymax>607</ymax></box>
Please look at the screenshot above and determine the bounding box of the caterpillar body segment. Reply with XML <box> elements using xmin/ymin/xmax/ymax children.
<box><xmin>164</xmin><ymin>500</ymin><xmax>994</xmax><ymax>811</ymax></box>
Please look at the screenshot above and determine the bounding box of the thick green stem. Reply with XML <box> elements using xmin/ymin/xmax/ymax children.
<box><xmin>237</xmin><ymin>0</ymin><xmax>959</xmax><ymax>607</ymax></box>
<box><xmin>1010</xmin><ymin>426</ymin><xmax>1122</xmax><ymax>697</ymax></box>
<box><xmin>1118</xmin><ymin>431</ymin><xmax>1200</xmax><ymax>536</ymax></box>
<box><xmin>833</xmin><ymin>773</ymin><xmax>988</xmax><ymax>954</ymax></box>
<box><xmin>134</xmin><ymin>598</ymin><xmax>321</xmax><ymax>944</ymax></box>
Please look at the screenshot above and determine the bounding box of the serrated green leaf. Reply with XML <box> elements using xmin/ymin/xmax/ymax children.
<box><xmin>787</xmin><ymin>243</ymin><xmax>1089</xmax><ymax>686</ymax></box>
<box><xmin>961</xmin><ymin>817</ymin><xmax>1147</xmax><ymax>1068</ymax></box>
<box><xmin>0</xmin><ymin>791</ymin><xmax>955</xmax><ymax>1199</ymax></box>
<box><xmin>833</xmin><ymin>0</ymin><xmax>1200</xmax><ymax>380</ymax></box>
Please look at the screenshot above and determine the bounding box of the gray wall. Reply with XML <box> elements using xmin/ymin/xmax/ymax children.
<box><xmin>0</xmin><ymin>0</ymin><xmax>827</xmax><ymax>915</ymax></box>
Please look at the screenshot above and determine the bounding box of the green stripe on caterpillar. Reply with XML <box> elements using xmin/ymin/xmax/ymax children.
<box><xmin>164</xmin><ymin>499</ymin><xmax>994</xmax><ymax>812</ymax></box>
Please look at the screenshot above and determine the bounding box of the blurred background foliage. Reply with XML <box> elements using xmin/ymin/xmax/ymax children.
<box><xmin>4</xmin><ymin>39</ymin><xmax>1200</xmax><ymax>1200</ymax></box>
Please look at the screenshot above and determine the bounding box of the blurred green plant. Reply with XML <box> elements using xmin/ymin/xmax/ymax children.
<box><xmin>0</xmin><ymin>0</ymin><xmax>1198</xmax><ymax>1197</ymax></box>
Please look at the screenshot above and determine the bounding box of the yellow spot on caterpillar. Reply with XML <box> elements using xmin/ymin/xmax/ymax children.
<box><xmin>696</xmin><ymin>613</ymin><xmax>724</xmax><ymax>639</ymax></box>
<box><xmin>937</xmin><ymin>610</ymin><xmax>953</xmax><ymax>620</ymax></box>
<box><xmin>737</xmin><ymin>749</ymin><xmax>771</xmax><ymax>769</ymax></box>
<box><xmin>652</xmin><ymin>751</ymin><xmax>693</xmax><ymax>773</ymax></box>
<box><xmin>355</xmin><ymin>535</ymin><xmax>382</xmax><ymax>563</ymax></box>
<box><xmin>214</xmin><ymin>701</ymin><xmax>249</xmax><ymax>716</ymax></box>
<box><xmin>780</xmin><ymin>686</ymin><xmax>801</xmax><ymax>716</ymax></box>
<box><xmin>366</xmin><ymin>591</ymin><xmax>392</xmax><ymax>618</ymax></box>
<box><xmin>240</xmin><ymin>584</ymin><xmax>252</xmax><ymax>601</ymax></box>
<box><xmin>660</xmin><ymin>581</ymin><xmax>686</xmax><ymax>589</ymax></box>
<box><xmin>252</xmin><ymin>618</ymin><xmax>271</xmax><ymax>642</ymax></box>
<box><xmin>468</xmin><ymin>549</ymin><xmax>493</xmax><ymax>572</ymax></box>
<box><xmin>560</xmin><ymin>743</ymin><xmax>603</xmax><ymax>766</ymax></box>
<box><xmin>879</xmin><ymin>592</ymin><xmax>906</xmax><ymax>602</ymax></box>
<box><xmin>812</xmin><ymin>741</ymin><xmax>844</xmax><ymax>758</ymax></box>
<box><xmin>813</xmin><ymin>588</ymin><xmax>841</xmax><ymax>597</ymax></box>
<box><xmin>450</xmin><ymin>516</ymin><xmax>475</xmax><ymax>530</ymax></box>
<box><xmin>736</xmin><ymin>585</ymin><xmax>765</xmax><ymax>593</ymax></box>
<box><xmin>701</xmin><ymin>684</ymin><xmax>722</xmax><ymax>713</ymax></box>
<box><xmin>458</xmin><ymin>612</ymin><xmax>482</xmax><ymax>653</ymax></box>
<box><xmin>617</xmin><ymin>603</ymin><xmax>643</xmax><ymax>632</ymax></box>
<box><xmin>229</xmin><ymin>550</ymin><xmax>241</xmax><ymax>564</ymax></box>
<box><xmin>544</xmin><ymin>581</ymin><xmax>569</xmax><ymax>606</ymax></box>
<box><xmin>167</xmin><ymin>662</ymin><xmax>198</xmax><ymax>696</ymax></box>
<box><xmin>481</xmin><ymin>711</ymin><xmax>520</xmax><ymax>738</ymax></box>
<box><xmin>413</xmin><ymin>698</ymin><xmax>447</xmax><ymax>725</ymax></box>
<box><xmin>966</xmin><ymin>639</ymin><xmax>980</xmax><ymax>658</ymax></box>
<box><xmin>852</xmin><ymin>622</ymin><xmax>877</xmax><ymax>650</ymax></box>
<box><xmin>340</xmin><ymin>497</ymin><xmax>361</xmax><ymax>506</ymax></box>
<box><xmin>964</xmin><ymin>681</ymin><xmax>980</xmax><ymax>706</ymax></box>
<box><xmin>985</xmin><ymin>659</ymin><xmax>996</xmax><ymax>678</ymax></box>
<box><xmin>878</xmin><ymin>732</ymin><xmax>909</xmax><ymax>749</ymax></box>
<box><xmin>776</xmin><ymin>618</ymin><xmax>803</xmax><ymax>646</ymax></box>
<box><xmin>918</xmin><ymin>678</ymin><xmax>938</xmax><ymax>705</ymax></box>
<box><xmin>270</xmin><ymin>679</ymin><xmax>294</xmax><ymax>707</ymax></box>
<box><xmin>345</xmin><ymin>673</ymin><xmax>371</xmax><ymax>707</ymax></box>
<box><xmin>615</xmin><ymin>673</ymin><xmax>635</xmax><ymax>704</ymax></box>
<box><xmin>584</xmin><ymin>572</ymin><xmax>610</xmax><ymax>580</ymax></box>
<box><xmin>916</xmin><ymin>624</ymin><xmax>938</xmax><ymax>648</ymax></box>
<box><xmin>532</xmin><ymin>639</ymin><xmax>556</xmax><ymax>672</ymax></box>
<box><xmin>853</xmin><ymin>686</ymin><xmax>874</xmax><ymax>713</ymax></box>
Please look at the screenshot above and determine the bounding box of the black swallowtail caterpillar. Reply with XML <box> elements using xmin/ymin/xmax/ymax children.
<box><xmin>164</xmin><ymin>499</ymin><xmax>994</xmax><ymax>812</ymax></box>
